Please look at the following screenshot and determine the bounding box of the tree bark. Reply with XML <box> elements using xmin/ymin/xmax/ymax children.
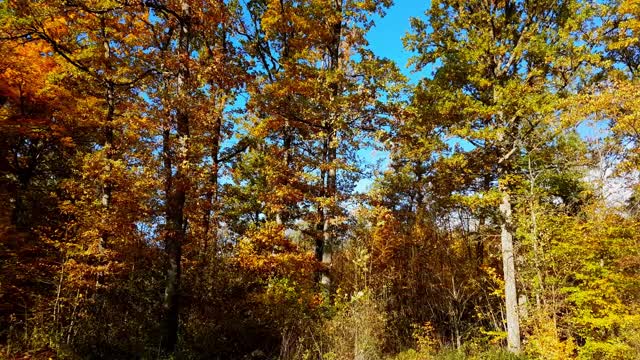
<box><xmin>315</xmin><ymin>0</ymin><xmax>342</xmax><ymax>289</ymax></box>
<box><xmin>98</xmin><ymin>17</ymin><xmax>116</xmax><ymax>252</ymax></box>
<box><xmin>499</xmin><ymin>189</ymin><xmax>521</xmax><ymax>353</ymax></box>
<box><xmin>316</xmin><ymin>135</ymin><xmax>331</xmax><ymax>286</ymax></box>
<box><xmin>203</xmin><ymin>113</ymin><xmax>221</xmax><ymax>255</ymax></box>
<box><xmin>99</xmin><ymin>82</ymin><xmax>114</xmax><ymax>252</ymax></box>
<box><xmin>161</xmin><ymin>0</ymin><xmax>190</xmax><ymax>353</ymax></box>
<box><xmin>321</xmin><ymin>137</ymin><xmax>335</xmax><ymax>287</ymax></box>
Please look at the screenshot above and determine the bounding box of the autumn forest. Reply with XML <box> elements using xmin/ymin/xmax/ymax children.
<box><xmin>1</xmin><ymin>0</ymin><xmax>639</xmax><ymax>359</ymax></box>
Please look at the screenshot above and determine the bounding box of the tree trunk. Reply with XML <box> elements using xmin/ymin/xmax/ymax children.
<box><xmin>322</xmin><ymin>131</ymin><xmax>336</xmax><ymax>287</ymax></box>
<box><xmin>315</xmin><ymin>0</ymin><xmax>342</xmax><ymax>289</ymax></box>
<box><xmin>499</xmin><ymin>189</ymin><xmax>521</xmax><ymax>353</ymax></box>
<box><xmin>203</xmin><ymin>113</ymin><xmax>221</xmax><ymax>254</ymax></box>
<box><xmin>161</xmin><ymin>0</ymin><xmax>190</xmax><ymax>353</ymax></box>
<box><xmin>276</xmin><ymin>121</ymin><xmax>292</xmax><ymax>226</ymax></box>
<box><xmin>99</xmin><ymin>83</ymin><xmax>115</xmax><ymax>252</ymax></box>
<box><xmin>99</xmin><ymin>19</ymin><xmax>115</xmax><ymax>252</ymax></box>
<box><xmin>162</xmin><ymin>126</ymin><xmax>185</xmax><ymax>354</ymax></box>
<box><xmin>316</xmin><ymin>135</ymin><xmax>331</xmax><ymax>287</ymax></box>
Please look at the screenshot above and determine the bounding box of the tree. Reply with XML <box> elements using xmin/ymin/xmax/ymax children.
<box><xmin>142</xmin><ymin>0</ymin><xmax>246</xmax><ymax>352</ymax></box>
<box><xmin>594</xmin><ymin>0</ymin><xmax>640</xmax><ymax>181</ymax></box>
<box><xmin>0</xmin><ymin>38</ymin><xmax>78</xmax><ymax>351</ymax></box>
<box><xmin>405</xmin><ymin>0</ymin><xmax>594</xmax><ymax>352</ymax></box>
<box><xmin>2</xmin><ymin>0</ymin><xmax>153</xmax><ymax>250</ymax></box>
<box><xmin>238</xmin><ymin>0</ymin><xmax>403</xmax><ymax>289</ymax></box>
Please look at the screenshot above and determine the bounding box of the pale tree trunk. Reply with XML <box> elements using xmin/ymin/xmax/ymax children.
<box><xmin>493</xmin><ymin>72</ymin><xmax>521</xmax><ymax>352</ymax></box>
<box><xmin>202</xmin><ymin>113</ymin><xmax>221</xmax><ymax>255</ymax></box>
<box><xmin>499</xmin><ymin>189</ymin><xmax>521</xmax><ymax>353</ymax></box>
<box><xmin>99</xmin><ymin>19</ymin><xmax>115</xmax><ymax>252</ymax></box>
<box><xmin>322</xmin><ymin>135</ymin><xmax>336</xmax><ymax>287</ymax></box>
<box><xmin>316</xmin><ymin>135</ymin><xmax>333</xmax><ymax>287</ymax></box>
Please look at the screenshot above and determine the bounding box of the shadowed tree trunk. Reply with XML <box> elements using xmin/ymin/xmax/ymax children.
<box><xmin>316</xmin><ymin>0</ymin><xmax>343</xmax><ymax>290</ymax></box>
<box><xmin>161</xmin><ymin>0</ymin><xmax>191</xmax><ymax>353</ymax></box>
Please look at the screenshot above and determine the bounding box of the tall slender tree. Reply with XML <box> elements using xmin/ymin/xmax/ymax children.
<box><xmin>405</xmin><ymin>0</ymin><xmax>594</xmax><ymax>352</ymax></box>
<box><xmin>142</xmin><ymin>0</ymin><xmax>246</xmax><ymax>352</ymax></box>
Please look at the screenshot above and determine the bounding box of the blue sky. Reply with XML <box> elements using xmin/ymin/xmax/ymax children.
<box><xmin>353</xmin><ymin>2</ymin><xmax>431</xmax><ymax>193</ymax></box>
<box><xmin>356</xmin><ymin>1</ymin><xmax>609</xmax><ymax>194</ymax></box>
<box><xmin>367</xmin><ymin>1</ymin><xmax>430</xmax><ymax>84</ymax></box>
